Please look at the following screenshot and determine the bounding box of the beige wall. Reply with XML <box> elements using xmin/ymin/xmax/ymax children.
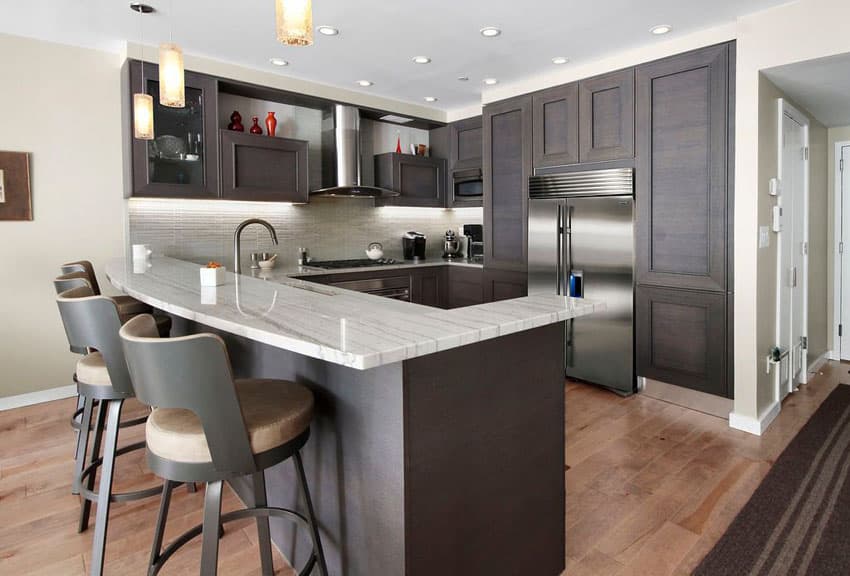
<box><xmin>733</xmin><ymin>0</ymin><xmax>850</xmax><ymax>425</ymax></box>
<box><xmin>828</xmin><ymin>125</ymin><xmax>850</xmax><ymax>354</ymax></box>
<box><xmin>0</xmin><ymin>34</ymin><xmax>126</xmax><ymax>398</ymax></box>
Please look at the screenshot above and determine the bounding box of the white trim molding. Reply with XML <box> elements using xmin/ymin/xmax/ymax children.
<box><xmin>834</xmin><ymin>141</ymin><xmax>850</xmax><ymax>361</ymax></box>
<box><xmin>729</xmin><ymin>400</ymin><xmax>782</xmax><ymax>436</ymax></box>
<box><xmin>0</xmin><ymin>385</ymin><xmax>77</xmax><ymax>412</ymax></box>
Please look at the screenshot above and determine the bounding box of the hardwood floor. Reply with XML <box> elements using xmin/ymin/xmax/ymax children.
<box><xmin>0</xmin><ymin>363</ymin><xmax>843</xmax><ymax>575</ymax></box>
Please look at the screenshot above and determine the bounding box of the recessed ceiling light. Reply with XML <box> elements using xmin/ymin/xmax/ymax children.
<box><xmin>269</xmin><ymin>57</ymin><xmax>289</xmax><ymax>66</ymax></box>
<box><xmin>412</xmin><ymin>56</ymin><xmax>431</xmax><ymax>64</ymax></box>
<box><xmin>317</xmin><ymin>25</ymin><xmax>339</xmax><ymax>36</ymax></box>
<box><xmin>356</xmin><ymin>80</ymin><xmax>373</xmax><ymax>87</ymax></box>
<box><xmin>483</xmin><ymin>78</ymin><xmax>498</xmax><ymax>85</ymax></box>
<box><xmin>480</xmin><ymin>26</ymin><xmax>501</xmax><ymax>38</ymax></box>
<box><xmin>551</xmin><ymin>56</ymin><xmax>569</xmax><ymax>65</ymax></box>
<box><xmin>457</xmin><ymin>75</ymin><xmax>469</xmax><ymax>82</ymax></box>
<box><xmin>650</xmin><ymin>24</ymin><xmax>672</xmax><ymax>35</ymax></box>
<box><xmin>424</xmin><ymin>96</ymin><xmax>438</xmax><ymax>102</ymax></box>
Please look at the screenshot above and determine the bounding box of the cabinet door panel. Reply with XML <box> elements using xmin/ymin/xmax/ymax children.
<box><xmin>411</xmin><ymin>268</ymin><xmax>447</xmax><ymax>308</ymax></box>
<box><xmin>636</xmin><ymin>44</ymin><xmax>729</xmax><ymax>292</ymax></box>
<box><xmin>579</xmin><ymin>69</ymin><xmax>635</xmax><ymax>163</ymax></box>
<box><xmin>483</xmin><ymin>269</ymin><xmax>528</xmax><ymax>303</ymax></box>
<box><xmin>220</xmin><ymin>131</ymin><xmax>309</xmax><ymax>202</ymax></box>
<box><xmin>448</xmin><ymin>267</ymin><xmax>484</xmax><ymax>308</ymax></box>
<box><xmin>636</xmin><ymin>286</ymin><xmax>728</xmax><ymax>397</ymax></box>
<box><xmin>484</xmin><ymin>96</ymin><xmax>532</xmax><ymax>271</ymax></box>
<box><xmin>533</xmin><ymin>83</ymin><xmax>579</xmax><ymax>168</ymax></box>
<box><xmin>451</xmin><ymin>116</ymin><xmax>483</xmax><ymax>171</ymax></box>
<box><xmin>375</xmin><ymin>153</ymin><xmax>446</xmax><ymax>207</ymax></box>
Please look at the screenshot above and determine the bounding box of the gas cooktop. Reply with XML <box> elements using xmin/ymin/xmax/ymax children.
<box><xmin>306</xmin><ymin>258</ymin><xmax>399</xmax><ymax>270</ymax></box>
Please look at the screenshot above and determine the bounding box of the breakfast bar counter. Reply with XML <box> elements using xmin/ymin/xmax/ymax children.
<box><xmin>105</xmin><ymin>256</ymin><xmax>602</xmax><ymax>575</ymax></box>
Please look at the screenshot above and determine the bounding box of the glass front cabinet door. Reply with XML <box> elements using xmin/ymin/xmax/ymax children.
<box><xmin>128</xmin><ymin>60</ymin><xmax>219</xmax><ymax>198</ymax></box>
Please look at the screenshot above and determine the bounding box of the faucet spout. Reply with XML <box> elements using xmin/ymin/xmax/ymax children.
<box><xmin>233</xmin><ymin>218</ymin><xmax>279</xmax><ymax>275</ymax></box>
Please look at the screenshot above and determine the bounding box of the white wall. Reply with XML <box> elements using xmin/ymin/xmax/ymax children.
<box><xmin>0</xmin><ymin>33</ymin><xmax>125</xmax><ymax>398</ymax></box>
<box><xmin>828</xmin><ymin>125</ymin><xmax>850</xmax><ymax>355</ymax></box>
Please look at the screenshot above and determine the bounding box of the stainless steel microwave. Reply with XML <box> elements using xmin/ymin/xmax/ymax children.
<box><xmin>452</xmin><ymin>168</ymin><xmax>483</xmax><ymax>198</ymax></box>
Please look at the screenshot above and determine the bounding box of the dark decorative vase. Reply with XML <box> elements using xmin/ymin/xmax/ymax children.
<box><xmin>249</xmin><ymin>117</ymin><xmax>263</xmax><ymax>135</ymax></box>
<box><xmin>265</xmin><ymin>112</ymin><xmax>277</xmax><ymax>137</ymax></box>
<box><xmin>228</xmin><ymin>111</ymin><xmax>244</xmax><ymax>132</ymax></box>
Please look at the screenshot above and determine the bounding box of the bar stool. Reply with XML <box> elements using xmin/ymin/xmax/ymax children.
<box><xmin>60</xmin><ymin>260</ymin><xmax>172</xmax><ymax>333</ymax></box>
<box><xmin>55</xmin><ymin>286</ymin><xmax>170</xmax><ymax>576</ymax></box>
<box><xmin>120</xmin><ymin>314</ymin><xmax>328</xmax><ymax>576</ymax></box>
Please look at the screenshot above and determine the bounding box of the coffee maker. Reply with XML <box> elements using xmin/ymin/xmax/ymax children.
<box><xmin>403</xmin><ymin>231</ymin><xmax>427</xmax><ymax>261</ymax></box>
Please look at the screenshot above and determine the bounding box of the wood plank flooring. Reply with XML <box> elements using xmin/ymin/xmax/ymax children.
<box><xmin>0</xmin><ymin>362</ymin><xmax>843</xmax><ymax>575</ymax></box>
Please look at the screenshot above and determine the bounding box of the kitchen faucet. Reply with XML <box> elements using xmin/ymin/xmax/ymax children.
<box><xmin>233</xmin><ymin>218</ymin><xmax>278</xmax><ymax>275</ymax></box>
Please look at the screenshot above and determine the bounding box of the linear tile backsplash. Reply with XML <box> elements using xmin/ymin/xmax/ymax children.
<box><xmin>127</xmin><ymin>198</ymin><xmax>482</xmax><ymax>267</ymax></box>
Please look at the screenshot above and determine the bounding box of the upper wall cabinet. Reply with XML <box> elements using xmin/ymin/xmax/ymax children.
<box><xmin>578</xmin><ymin>69</ymin><xmax>635</xmax><ymax>163</ymax></box>
<box><xmin>374</xmin><ymin>153</ymin><xmax>447</xmax><ymax>207</ymax></box>
<box><xmin>220</xmin><ymin>130</ymin><xmax>309</xmax><ymax>203</ymax></box>
<box><xmin>450</xmin><ymin>116</ymin><xmax>483</xmax><ymax>171</ymax></box>
<box><xmin>127</xmin><ymin>60</ymin><xmax>219</xmax><ymax>198</ymax></box>
<box><xmin>635</xmin><ymin>43</ymin><xmax>730</xmax><ymax>292</ymax></box>
<box><xmin>483</xmin><ymin>95</ymin><xmax>532</xmax><ymax>272</ymax></box>
<box><xmin>533</xmin><ymin>83</ymin><xmax>579</xmax><ymax>168</ymax></box>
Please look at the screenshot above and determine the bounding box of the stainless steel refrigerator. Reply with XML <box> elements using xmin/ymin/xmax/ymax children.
<box><xmin>528</xmin><ymin>168</ymin><xmax>635</xmax><ymax>395</ymax></box>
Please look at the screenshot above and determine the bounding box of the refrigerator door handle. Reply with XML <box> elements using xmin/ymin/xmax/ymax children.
<box><xmin>556</xmin><ymin>204</ymin><xmax>563</xmax><ymax>295</ymax></box>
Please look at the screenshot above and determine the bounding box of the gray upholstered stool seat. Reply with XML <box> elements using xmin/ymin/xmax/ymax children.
<box><xmin>147</xmin><ymin>379</ymin><xmax>313</xmax><ymax>464</ymax></box>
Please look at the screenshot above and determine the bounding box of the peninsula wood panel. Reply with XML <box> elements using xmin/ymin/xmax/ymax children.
<box><xmin>635</xmin><ymin>43</ymin><xmax>730</xmax><ymax>292</ymax></box>
<box><xmin>533</xmin><ymin>83</ymin><xmax>580</xmax><ymax>168</ymax></box>
<box><xmin>578</xmin><ymin>69</ymin><xmax>635</xmax><ymax>163</ymax></box>
<box><xmin>636</xmin><ymin>285</ymin><xmax>729</xmax><ymax>397</ymax></box>
<box><xmin>483</xmin><ymin>95</ymin><xmax>532</xmax><ymax>272</ymax></box>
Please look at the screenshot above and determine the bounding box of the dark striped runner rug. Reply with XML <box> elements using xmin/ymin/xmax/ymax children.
<box><xmin>694</xmin><ymin>385</ymin><xmax>850</xmax><ymax>576</ymax></box>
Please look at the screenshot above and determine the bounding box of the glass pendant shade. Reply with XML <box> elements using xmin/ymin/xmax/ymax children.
<box><xmin>133</xmin><ymin>93</ymin><xmax>155</xmax><ymax>140</ymax></box>
<box><xmin>159</xmin><ymin>43</ymin><xmax>185</xmax><ymax>108</ymax></box>
<box><xmin>276</xmin><ymin>0</ymin><xmax>313</xmax><ymax>46</ymax></box>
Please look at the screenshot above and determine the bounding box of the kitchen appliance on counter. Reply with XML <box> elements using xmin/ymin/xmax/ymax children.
<box><xmin>462</xmin><ymin>224</ymin><xmax>484</xmax><ymax>261</ymax></box>
<box><xmin>403</xmin><ymin>232</ymin><xmax>427</xmax><ymax>261</ymax></box>
<box><xmin>307</xmin><ymin>258</ymin><xmax>398</xmax><ymax>269</ymax></box>
<box><xmin>442</xmin><ymin>230</ymin><xmax>461</xmax><ymax>259</ymax></box>
<box><xmin>528</xmin><ymin>168</ymin><xmax>635</xmax><ymax>395</ymax></box>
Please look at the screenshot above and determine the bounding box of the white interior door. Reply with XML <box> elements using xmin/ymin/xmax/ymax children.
<box><xmin>777</xmin><ymin>101</ymin><xmax>809</xmax><ymax>397</ymax></box>
<box><xmin>841</xmin><ymin>146</ymin><xmax>850</xmax><ymax>358</ymax></box>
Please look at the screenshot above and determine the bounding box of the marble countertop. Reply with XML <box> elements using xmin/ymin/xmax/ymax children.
<box><xmin>255</xmin><ymin>257</ymin><xmax>483</xmax><ymax>279</ymax></box>
<box><xmin>105</xmin><ymin>257</ymin><xmax>603</xmax><ymax>370</ymax></box>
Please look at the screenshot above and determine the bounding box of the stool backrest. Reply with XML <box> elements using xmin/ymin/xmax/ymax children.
<box><xmin>54</xmin><ymin>274</ymin><xmax>93</xmax><ymax>355</ymax></box>
<box><xmin>55</xmin><ymin>286</ymin><xmax>135</xmax><ymax>397</ymax></box>
<box><xmin>119</xmin><ymin>315</ymin><xmax>256</xmax><ymax>474</ymax></box>
<box><xmin>60</xmin><ymin>261</ymin><xmax>101</xmax><ymax>295</ymax></box>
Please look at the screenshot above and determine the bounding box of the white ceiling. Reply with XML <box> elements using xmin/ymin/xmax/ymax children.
<box><xmin>764</xmin><ymin>53</ymin><xmax>850</xmax><ymax>127</ymax></box>
<box><xmin>0</xmin><ymin>0</ymin><xmax>785</xmax><ymax>114</ymax></box>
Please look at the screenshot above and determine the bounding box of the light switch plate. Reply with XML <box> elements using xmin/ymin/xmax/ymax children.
<box><xmin>759</xmin><ymin>226</ymin><xmax>770</xmax><ymax>248</ymax></box>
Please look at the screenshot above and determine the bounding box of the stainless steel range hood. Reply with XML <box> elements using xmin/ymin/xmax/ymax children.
<box><xmin>311</xmin><ymin>104</ymin><xmax>399</xmax><ymax>198</ymax></box>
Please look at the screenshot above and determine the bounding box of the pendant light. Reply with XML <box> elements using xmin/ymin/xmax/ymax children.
<box><xmin>276</xmin><ymin>0</ymin><xmax>313</xmax><ymax>46</ymax></box>
<box><xmin>159</xmin><ymin>0</ymin><xmax>185</xmax><ymax>108</ymax></box>
<box><xmin>131</xmin><ymin>3</ymin><xmax>154</xmax><ymax>140</ymax></box>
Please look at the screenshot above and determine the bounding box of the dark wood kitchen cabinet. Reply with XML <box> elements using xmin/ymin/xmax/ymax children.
<box><xmin>483</xmin><ymin>95</ymin><xmax>532</xmax><ymax>273</ymax></box>
<box><xmin>578</xmin><ymin>69</ymin><xmax>635</xmax><ymax>163</ymax></box>
<box><xmin>375</xmin><ymin>153</ymin><xmax>447</xmax><ymax>207</ymax></box>
<box><xmin>533</xmin><ymin>83</ymin><xmax>579</xmax><ymax>168</ymax></box>
<box><xmin>220</xmin><ymin>130</ymin><xmax>309</xmax><ymax>202</ymax></box>
<box><xmin>635</xmin><ymin>43</ymin><xmax>731</xmax><ymax>293</ymax></box>
<box><xmin>483</xmin><ymin>269</ymin><xmax>528</xmax><ymax>303</ymax></box>
<box><xmin>448</xmin><ymin>266</ymin><xmax>484</xmax><ymax>308</ymax></box>
<box><xmin>411</xmin><ymin>267</ymin><xmax>448</xmax><ymax>308</ymax></box>
<box><xmin>126</xmin><ymin>60</ymin><xmax>219</xmax><ymax>198</ymax></box>
<box><xmin>450</xmin><ymin>116</ymin><xmax>483</xmax><ymax>172</ymax></box>
<box><xmin>636</xmin><ymin>285</ymin><xmax>729</xmax><ymax>397</ymax></box>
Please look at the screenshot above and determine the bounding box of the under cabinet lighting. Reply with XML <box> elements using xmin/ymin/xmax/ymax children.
<box><xmin>276</xmin><ymin>0</ymin><xmax>314</xmax><ymax>46</ymax></box>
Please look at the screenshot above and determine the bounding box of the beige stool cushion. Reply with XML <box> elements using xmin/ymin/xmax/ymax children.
<box><xmin>146</xmin><ymin>379</ymin><xmax>314</xmax><ymax>464</ymax></box>
<box><xmin>76</xmin><ymin>352</ymin><xmax>111</xmax><ymax>387</ymax></box>
<box><xmin>113</xmin><ymin>295</ymin><xmax>152</xmax><ymax>317</ymax></box>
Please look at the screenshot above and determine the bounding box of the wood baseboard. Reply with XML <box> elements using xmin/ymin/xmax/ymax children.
<box><xmin>0</xmin><ymin>385</ymin><xmax>77</xmax><ymax>412</ymax></box>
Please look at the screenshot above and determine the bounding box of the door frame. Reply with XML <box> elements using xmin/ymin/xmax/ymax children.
<box><xmin>833</xmin><ymin>140</ymin><xmax>850</xmax><ymax>360</ymax></box>
<box><xmin>776</xmin><ymin>98</ymin><xmax>810</xmax><ymax>395</ymax></box>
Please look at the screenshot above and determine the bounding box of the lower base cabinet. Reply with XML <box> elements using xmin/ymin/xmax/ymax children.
<box><xmin>411</xmin><ymin>268</ymin><xmax>449</xmax><ymax>308</ymax></box>
<box><xmin>484</xmin><ymin>269</ymin><xmax>528</xmax><ymax>303</ymax></box>
<box><xmin>636</xmin><ymin>285</ymin><xmax>729</xmax><ymax>398</ymax></box>
<box><xmin>448</xmin><ymin>267</ymin><xmax>484</xmax><ymax>308</ymax></box>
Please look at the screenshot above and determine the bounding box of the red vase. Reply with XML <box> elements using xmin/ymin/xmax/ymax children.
<box><xmin>265</xmin><ymin>112</ymin><xmax>277</xmax><ymax>137</ymax></box>
<box><xmin>227</xmin><ymin>110</ymin><xmax>244</xmax><ymax>131</ymax></box>
<box><xmin>249</xmin><ymin>117</ymin><xmax>263</xmax><ymax>135</ymax></box>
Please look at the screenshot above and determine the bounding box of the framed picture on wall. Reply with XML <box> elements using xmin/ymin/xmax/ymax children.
<box><xmin>0</xmin><ymin>151</ymin><xmax>32</xmax><ymax>221</ymax></box>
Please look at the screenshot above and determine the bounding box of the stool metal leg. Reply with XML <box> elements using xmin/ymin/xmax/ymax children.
<box><xmin>148</xmin><ymin>479</ymin><xmax>176</xmax><ymax>576</ymax></box>
<box><xmin>90</xmin><ymin>399</ymin><xmax>122</xmax><ymax>576</ymax></box>
<box><xmin>79</xmin><ymin>399</ymin><xmax>107</xmax><ymax>532</ymax></box>
<box><xmin>294</xmin><ymin>451</ymin><xmax>328</xmax><ymax>576</ymax></box>
<box><xmin>72</xmin><ymin>395</ymin><xmax>94</xmax><ymax>496</ymax></box>
<box><xmin>251</xmin><ymin>472</ymin><xmax>275</xmax><ymax>576</ymax></box>
<box><xmin>201</xmin><ymin>480</ymin><xmax>224</xmax><ymax>575</ymax></box>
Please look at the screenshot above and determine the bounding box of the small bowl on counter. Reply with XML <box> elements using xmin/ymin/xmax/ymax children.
<box><xmin>258</xmin><ymin>254</ymin><xmax>278</xmax><ymax>270</ymax></box>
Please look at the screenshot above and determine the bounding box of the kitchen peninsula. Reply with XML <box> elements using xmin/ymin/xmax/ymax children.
<box><xmin>106</xmin><ymin>256</ymin><xmax>601</xmax><ymax>575</ymax></box>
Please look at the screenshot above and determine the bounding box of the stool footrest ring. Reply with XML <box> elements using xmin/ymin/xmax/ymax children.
<box><xmin>149</xmin><ymin>505</ymin><xmax>321</xmax><ymax>576</ymax></box>
<box><xmin>79</xmin><ymin>440</ymin><xmax>165</xmax><ymax>504</ymax></box>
